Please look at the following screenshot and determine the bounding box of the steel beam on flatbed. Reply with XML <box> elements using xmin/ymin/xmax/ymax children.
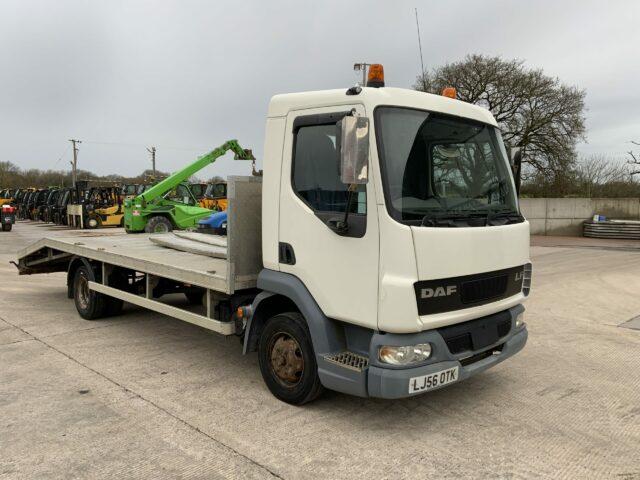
<box><xmin>88</xmin><ymin>281</ymin><xmax>235</xmax><ymax>335</ymax></box>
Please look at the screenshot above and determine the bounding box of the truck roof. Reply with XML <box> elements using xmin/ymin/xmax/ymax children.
<box><xmin>267</xmin><ymin>87</ymin><xmax>498</xmax><ymax>127</ymax></box>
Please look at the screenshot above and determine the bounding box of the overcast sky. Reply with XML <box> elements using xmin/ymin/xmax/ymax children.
<box><xmin>1</xmin><ymin>0</ymin><xmax>639</xmax><ymax>179</ymax></box>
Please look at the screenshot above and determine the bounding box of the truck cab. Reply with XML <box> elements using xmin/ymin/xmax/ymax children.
<box><xmin>247</xmin><ymin>72</ymin><xmax>529</xmax><ymax>402</ymax></box>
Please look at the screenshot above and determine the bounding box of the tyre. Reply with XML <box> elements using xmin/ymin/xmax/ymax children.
<box><xmin>145</xmin><ymin>216</ymin><xmax>173</xmax><ymax>234</ymax></box>
<box><xmin>73</xmin><ymin>265</ymin><xmax>107</xmax><ymax>320</ymax></box>
<box><xmin>185</xmin><ymin>291</ymin><xmax>204</xmax><ymax>305</ymax></box>
<box><xmin>105</xmin><ymin>269</ymin><xmax>126</xmax><ymax>316</ymax></box>
<box><xmin>258</xmin><ymin>312</ymin><xmax>324</xmax><ymax>405</ymax></box>
<box><xmin>86</xmin><ymin>215</ymin><xmax>101</xmax><ymax>229</ymax></box>
<box><xmin>105</xmin><ymin>296</ymin><xmax>124</xmax><ymax>316</ymax></box>
<box><xmin>2</xmin><ymin>224</ymin><xmax>12</xmax><ymax>232</ymax></box>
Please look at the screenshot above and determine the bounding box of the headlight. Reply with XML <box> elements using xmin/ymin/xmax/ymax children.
<box><xmin>379</xmin><ymin>343</ymin><xmax>432</xmax><ymax>365</ymax></box>
<box><xmin>515</xmin><ymin>312</ymin><xmax>525</xmax><ymax>328</ymax></box>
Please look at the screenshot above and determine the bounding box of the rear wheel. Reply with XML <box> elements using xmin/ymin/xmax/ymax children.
<box><xmin>2</xmin><ymin>224</ymin><xmax>12</xmax><ymax>232</ymax></box>
<box><xmin>73</xmin><ymin>265</ymin><xmax>107</xmax><ymax>320</ymax></box>
<box><xmin>258</xmin><ymin>312</ymin><xmax>324</xmax><ymax>405</ymax></box>
<box><xmin>145</xmin><ymin>216</ymin><xmax>173</xmax><ymax>234</ymax></box>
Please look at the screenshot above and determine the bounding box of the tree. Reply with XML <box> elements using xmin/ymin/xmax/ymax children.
<box><xmin>0</xmin><ymin>161</ymin><xmax>20</xmax><ymax>187</ymax></box>
<box><xmin>627</xmin><ymin>140</ymin><xmax>640</xmax><ymax>175</ymax></box>
<box><xmin>414</xmin><ymin>54</ymin><xmax>587</xmax><ymax>179</ymax></box>
<box><xmin>575</xmin><ymin>154</ymin><xmax>631</xmax><ymax>197</ymax></box>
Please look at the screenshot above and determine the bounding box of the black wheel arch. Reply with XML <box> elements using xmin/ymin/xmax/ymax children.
<box><xmin>243</xmin><ymin>270</ymin><xmax>344</xmax><ymax>357</ymax></box>
<box><xmin>243</xmin><ymin>292</ymin><xmax>299</xmax><ymax>354</ymax></box>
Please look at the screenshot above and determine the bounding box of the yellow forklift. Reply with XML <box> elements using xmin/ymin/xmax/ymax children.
<box><xmin>86</xmin><ymin>186</ymin><xmax>124</xmax><ymax>228</ymax></box>
<box><xmin>0</xmin><ymin>189</ymin><xmax>15</xmax><ymax>207</ymax></box>
<box><xmin>199</xmin><ymin>182</ymin><xmax>228</xmax><ymax>211</ymax></box>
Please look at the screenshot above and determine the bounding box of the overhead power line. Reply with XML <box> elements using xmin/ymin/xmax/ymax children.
<box><xmin>81</xmin><ymin>140</ymin><xmax>218</xmax><ymax>152</ymax></box>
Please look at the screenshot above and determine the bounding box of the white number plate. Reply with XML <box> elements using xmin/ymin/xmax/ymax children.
<box><xmin>409</xmin><ymin>366</ymin><xmax>459</xmax><ymax>394</ymax></box>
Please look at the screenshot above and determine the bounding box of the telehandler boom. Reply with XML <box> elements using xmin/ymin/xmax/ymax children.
<box><xmin>123</xmin><ymin>140</ymin><xmax>253</xmax><ymax>233</ymax></box>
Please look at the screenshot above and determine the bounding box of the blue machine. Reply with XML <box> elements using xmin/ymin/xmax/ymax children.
<box><xmin>198</xmin><ymin>211</ymin><xmax>227</xmax><ymax>235</ymax></box>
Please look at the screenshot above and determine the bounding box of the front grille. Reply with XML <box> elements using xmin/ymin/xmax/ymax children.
<box><xmin>522</xmin><ymin>263</ymin><xmax>532</xmax><ymax>296</ymax></box>
<box><xmin>460</xmin><ymin>275</ymin><xmax>508</xmax><ymax>304</ymax></box>
<box><xmin>497</xmin><ymin>319</ymin><xmax>511</xmax><ymax>337</ymax></box>
<box><xmin>414</xmin><ymin>265</ymin><xmax>525</xmax><ymax>315</ymax></box>
<box><xmin>444</xmin><ymin>333</ymin><xmax>473</xmax><ymax>355</ymax></box>
<box><xmin>460</xmin><ymin>343</ymin><xmax>504</xmax><ymax>366</ymax></box>
<box><xmin>439</xmin><ymin>310</ymin><xmax>512</xmax><ymax>354</ymax></box>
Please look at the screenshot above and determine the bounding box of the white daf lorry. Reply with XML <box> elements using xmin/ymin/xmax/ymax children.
<box><xmin>16</xmin><ymin>65</ymin><xmax>530</xmax><ymax>404</ymax></box>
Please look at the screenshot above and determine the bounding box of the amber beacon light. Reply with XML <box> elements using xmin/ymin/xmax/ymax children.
<box><xmin>441</xmin><ymin>87</ymin><xmax>457</xmax><ymax>99</ymax></box>
<box><xmin>366</xmin><ymin>64</ymin><xmax>385</xmax><ymax>88</ymax></box>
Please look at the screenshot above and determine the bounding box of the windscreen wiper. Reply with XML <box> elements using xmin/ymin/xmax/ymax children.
<box><xmin>421</xmin><ymin>211</ymin><xmax>487</xmax><ymax>227</ymax></box>
<box><xmin>485</xmin><ymin>209</ymin><xmax>524</xmax><ymax>225</ymax></box>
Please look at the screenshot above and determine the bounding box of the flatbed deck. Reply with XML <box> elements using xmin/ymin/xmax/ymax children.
<box><xmin>17</xmin><ymin>233</ymin><xmax>230</xmax><ymax>292</ymax></box>
<box><xmin>16</xmin><ymin>176</ymin><xmax>263</xmax><ymax>296</ymax></box>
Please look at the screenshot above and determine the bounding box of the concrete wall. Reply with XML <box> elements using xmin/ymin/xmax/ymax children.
<box><xmin>519</xmin><ymin>198</ymin><xmax>640</xmax><ymax>236</ymax></box>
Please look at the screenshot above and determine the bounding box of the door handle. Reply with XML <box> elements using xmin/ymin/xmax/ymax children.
<box><xmin>278</xmin><ymin>242</ymin><xmax>296</xmax><ymax>265</ymax></box>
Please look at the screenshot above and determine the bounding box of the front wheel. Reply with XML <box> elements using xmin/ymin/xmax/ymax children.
<box><xmin>145</xmin><ymin>216</ymin><xmax>173</xmax><ymax>234</ymax></box>
<box><xmin>258</xmin><ymin>312</ymin><xmax>324</xmax><ymax>405</ymax></box>
<box><xmin>86</xmin><ymin>214</ymin><xmax>101</xmax><ymax>229</ymax></box>
<box><xmin>2</xmin><ymin>224</ymin><xmax>12</xmax><ymax>232</ymax></box>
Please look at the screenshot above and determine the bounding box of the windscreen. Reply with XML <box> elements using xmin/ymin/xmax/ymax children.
<box><xmin>376</xmin><ymin>107</ymin><xmax>520</xmax><ymax>226</ymax></box>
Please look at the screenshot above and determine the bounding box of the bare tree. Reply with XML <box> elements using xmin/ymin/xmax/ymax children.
<box><xmin>0</xmin><ymin>161</ymin><xmax>20</xmax><ymax>187</ymax></box>
<box><xmin>414</xmin><ymin>54</ymin><xmax>587</xmax><ymax>179</ymax></box>
<box><xmin>627</xmin><ymin>141</ymin><xmax>640</xmax><ymax>175</ymax></box>
<box><xmin>575</xmin><ymin>154</ymin><xmax>630</xmax><ymax>197</ymax></box>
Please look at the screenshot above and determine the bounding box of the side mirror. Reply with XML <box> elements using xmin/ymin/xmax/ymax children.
<box><xmin>509</xmin><ymin>148</ymin><xmax>521</xmax><ymax>168</ymax></box>
<box><xmin>510</xmin><ymin>148</ymin><xmax>523</xmax><ymax>195</ymax></box>
<box><xmin>339</xmin><ymin>115</ymin><xmax>370</xmax><ymax>184</ymax></box>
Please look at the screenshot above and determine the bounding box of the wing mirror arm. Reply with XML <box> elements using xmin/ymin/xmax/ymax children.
<box><xmin>328</xmin><ymin>112</ymin><xmax>369</xmax><ymax>236</ymax></box>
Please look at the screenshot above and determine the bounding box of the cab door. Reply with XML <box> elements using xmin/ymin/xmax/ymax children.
<box><xmin>278</xmin><ymin>105</ymin><xmax>379</xmax><ymax>330</ymax></box>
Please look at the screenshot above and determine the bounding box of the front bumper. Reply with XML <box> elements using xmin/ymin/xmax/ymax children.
<box><xmin>368</xmin><ymin>324</ymin><xmax>527</xmax><ymax>399</ymax></box>
<box><xmin>317</xmin><ymin>305</ymin><xmax>527</xmax><ymax>399</ymax></box>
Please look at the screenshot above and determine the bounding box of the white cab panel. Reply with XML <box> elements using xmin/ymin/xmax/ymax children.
<box><xmin>411</xmin><ymin>221</ymin><xmax>530</xmax><ymax>280</ymax></box>
<box><xmin>261</xmin><ymin>117</ymin><xmax>287</xmax><ymax>271</ymax></box>
<box><xmin>278</xmin><ymin>105</ymin><xmax>380</xmax><ymax>330</ymax></box>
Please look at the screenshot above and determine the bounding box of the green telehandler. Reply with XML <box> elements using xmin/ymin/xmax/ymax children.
<box><xmin>123</xmin><ymin>140</ymin><xmax>254</xmax><ymax>233</ymax></box>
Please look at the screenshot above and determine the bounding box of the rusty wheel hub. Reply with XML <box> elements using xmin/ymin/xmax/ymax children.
<box><xmin>269</xmin><ymin>334</ymin><xmax>304</xmax><ymax>386</ymax></box>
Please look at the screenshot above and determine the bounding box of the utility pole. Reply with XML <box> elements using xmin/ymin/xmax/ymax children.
<box><xmin>147</xmin><ymin>146</ymin><xmax>156</xmax><ymax>177</ymax></box>
<box><xmin>68</xmin><ymin>139</ymin><xmax>81</xmax><ymax>187</ymax></box>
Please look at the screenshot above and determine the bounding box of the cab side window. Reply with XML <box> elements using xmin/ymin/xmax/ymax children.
<box><xmin>292</xmin><ymin>123</ymin><xmax>366</xmax><ymax>214</ymax></box>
